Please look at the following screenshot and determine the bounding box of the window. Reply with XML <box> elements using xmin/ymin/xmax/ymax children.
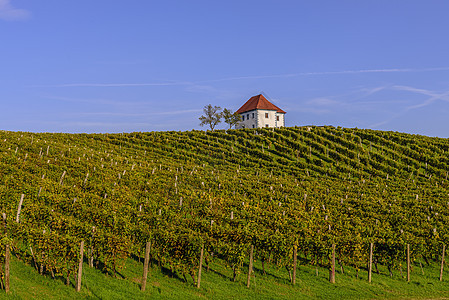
<box><xmin>252</xmin><ymin>124</ymin><xmax>255</xmax><ymax>128</ymax></box>
<box><xmin>265</xmin><ymin>124</ymin><xmax>269</xmax><ymax>128</ymax></box>
<box><xmin>247</xmin><ymin>114</ymin><xmax>249</xmax><ymax>119</ymax></box>
<box><xmin>276</xmin><ymin>116</ymin><xmax>279</xmax><ymax>121</ymax></box>
<box><xmin>252</xmin><ymin>113</ymin><xmax>254</xmax><ymax>119</ymax></box>
<box><xmin>242</xmin><ymin>115</ymin><xmax>245</xmax><ymax>121</ymax></box>
<box><xmin>265</xmin><ymin>113</ymin><xmax>269</xmax><ymax>118</ymax></box>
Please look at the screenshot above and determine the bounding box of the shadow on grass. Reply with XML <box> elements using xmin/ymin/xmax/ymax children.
<box><xmin>130</xmin><ymin>253</ymin><xmax>190</xmax><ymax>284</ymax></box>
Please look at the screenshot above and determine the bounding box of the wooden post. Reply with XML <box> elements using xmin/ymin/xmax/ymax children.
<box><xmin>2</xmin><ymin>212</ymin><xmax>7</xmax><ymax>292</ymax></box>
<box><xmin>88</xmin><ymin>248</ymin><xmax>93</xmax><ymax>267</ymax></box>
<box><xmin>247</xmin><ymin>244</ymin><xmax>254</xmax><ymax>288</ymax></box>
<box><xmin>440</xmin><ymin>244</ymin><xmax>446</xmax><ymax>281</ymax></box>
<box><xmin>197</xmin><ymin>244</ymin><xmax>204</xmax><ymax>289</ymax></box>
<box><xmin>329</xmin><ymin>244</ymin><xmax>336</xmax><ymax>283</ymax></box>
<box><xmin>59</xmin><ymin>170</ymin><xmax>66</xmax><ymax>186</ymax></box>
<box><xmin>406</xmin><ymin>244</ymin><xmax>410</xmax><ymax>282</ymax></box>
<box><xmin>141</xmin><ymin>241</ymin><xmax>151</xmax><ymax>291</ymax></box>
<box><xmin>5</xmin><ymin>244</ymin><xmax>10</xmax><ymax>293</ymax></box>
<box><xmin>16</xmin><ymin>194</ymin><xmax>24</xmax><ymax>223</ymax></box>
<box><xmin>89</xmin><ymin>226</ymin><xmax>95</xmax><ymax>268</ymax></box>
<box><xmin>76</xmin><ymin>241</ymin><xmax>84</xmax><ymax>292</ymax></box>
<box><xmin>84</xmin><ymin>172</ymin><xmax>89</xmax><ymax>186</ymax></box>
<box><xmin>29</xmin><ymin>246</ymin><xmax>38</xmax><ymax>271</ymax></box>
<box><xmin>292</xmin><ymin>246</ymin><xmax>297</xmax><ymax>285</ymax></box>
<box><xmin>368</xmin><ymin>243</ymin><xmax>373</xmax><ymax>283</ymax></box>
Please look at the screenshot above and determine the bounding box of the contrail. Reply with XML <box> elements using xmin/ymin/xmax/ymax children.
<box><xmin>32</xmin><ymin>66</ymin><xmax>449</xmax><ymax>88</ymax></box>
<box><xmin>201</xmin><ymin>67</ymin><xmax>449</xmax><ymax>83</ymax></box>
<box><xmin>35</xmin><ymin>81</ymin><xmax>192</xmax><ymax>88</ymax></box>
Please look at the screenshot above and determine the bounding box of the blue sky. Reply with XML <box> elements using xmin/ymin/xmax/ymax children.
<box><xmin>1</xmin><ymin>1</ymin><xmax>449</xmax><ymax>137</ymax></box>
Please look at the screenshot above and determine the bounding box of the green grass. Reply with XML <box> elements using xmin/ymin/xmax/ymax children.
<box><xmin>4</xmin><ymin>254</ymin><xmax>449</xmax><ymax>299</ymax></box>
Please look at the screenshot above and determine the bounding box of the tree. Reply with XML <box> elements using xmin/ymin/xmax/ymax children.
<box><xmin>199</xmin><ymin>104</ymin><xmax>222</xmax><ymax>131</ymax></box>
<box><xmin>222</xmin><ymin>108</ymin><xmax>242</xmax><ymax>129</ymax></box>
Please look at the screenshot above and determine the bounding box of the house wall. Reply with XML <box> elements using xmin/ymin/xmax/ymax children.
<box><xmin>236</xmin><ymin>109</ymin><xmax>258</xmax><ymax>129</ymax></box>
<box><xmin>257</xmin><ymin>109</ymin><xmax>277</xmax><ymax>128</ymax></box>
<box><xmin>236</xmin><ymin>109</ymin><xmax>285</xmax><ymax>129</ymax></box>
<box><xmin>277</xmin><ymin>112</ymin><xmax>285</xmax><ymax>127</ymax></box>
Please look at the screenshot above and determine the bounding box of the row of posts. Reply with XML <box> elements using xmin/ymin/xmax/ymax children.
<box><xmin>333</xmin><ymin>242</ymin><xmax>446</xmax><ymax>284</ymax></box>
<box><xmin>138</xmin><ymin>241</ymin><xmax>448</xmax><ymax>293</ymax></box>
<box><xmin>1</xmin><ymin>234</ymin><xmax>447</xmax><ymax>293</ymax></box>
<box><xmin>1</xmin><ymin>240</ymin><xmax>447</xmax><ymax>294</ymax></box>
<box><xmin>3</xmin><ymin>207</ymin><xmax>85</xmax><ymax>294</ymax></box>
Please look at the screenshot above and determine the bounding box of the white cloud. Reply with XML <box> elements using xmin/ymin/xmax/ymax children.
<box><xmin>0</xmin><ymin>0</ymin><xmax>30</xmax><ymax>21</ymax></box>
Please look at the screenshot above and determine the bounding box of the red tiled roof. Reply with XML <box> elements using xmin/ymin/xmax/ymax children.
<box><xmin>236</xmin><ymin>94</ymin><xmax>286</xmax><ymax>114</ymax></box>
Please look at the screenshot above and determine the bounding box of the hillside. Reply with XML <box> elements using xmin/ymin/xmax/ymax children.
<box><xmin>1</xmin><ymin>126</ymin><xmax>449</xmax><ymax>298</ymax></box>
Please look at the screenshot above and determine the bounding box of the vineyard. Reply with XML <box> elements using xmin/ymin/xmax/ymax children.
<box><xmin>1</xmin><ymin>126</ymin><xmax>449</xmax><ymax>298</ymax></box>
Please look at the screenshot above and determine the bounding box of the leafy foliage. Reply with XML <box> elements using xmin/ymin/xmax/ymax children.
<box><xmin>199</xmin><ymin>104</ymin><xmax>222</xmax><ymax>131</ymax></box>
<box><xmin>222</xmin><ymin>108</ymin><xmax>242</xmax><ymax>129</ymax></box>
<box><xmin>0</xmin><ymin>126</ymin><xmax>448</xmax><ymax>287</ymax></box>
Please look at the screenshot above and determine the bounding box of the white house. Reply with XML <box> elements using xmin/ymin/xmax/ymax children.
<box><xmin>235</xmin><ymin>94</ymin><xmax>286</xmax><ymax>129</ymax></box>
